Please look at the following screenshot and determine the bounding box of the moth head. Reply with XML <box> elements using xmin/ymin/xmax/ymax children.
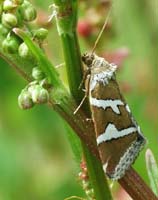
<box><xmin>82</xmin><ymin>53</ymin><xmax>95</xmax><ymax>66</ymax></box>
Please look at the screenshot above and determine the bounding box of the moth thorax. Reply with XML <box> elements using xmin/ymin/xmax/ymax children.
<box><xmin>82</xmin><ymin>53</ymin><xmax>112</xmax><ymax>70</ymax></box>
<box><xmin>92</xmin><ymin>55</ymin><xmax>109</xmax><ymax>69</ymax></box>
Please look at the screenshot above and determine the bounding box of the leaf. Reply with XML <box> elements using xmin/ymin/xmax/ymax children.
<box><xmin>13</xmin><ymin>28</ymin><xmax>60</xmax><ymax>87</ymax></box>
<box><xmin>145</xmin><ymin>148</ymin><xmax>158</xmax><ymax>196</ymax></box>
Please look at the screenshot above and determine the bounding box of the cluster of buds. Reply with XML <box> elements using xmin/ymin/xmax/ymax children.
<box><xmin>0</xmin><ymin>0</ymin><xmax>50</xmax><ymax>109</ymax></box>
<box><xmin>79</xmin><ymin>161</ymin><xmax>95</xmax><ymax>200</ymax></box>
<box><xmin>18</xmin><ymin>66</ymin><xmax>50</xmax><ymax>109</ymax></box>
<box><xmin>0</xmin><ymin>0</ymin><xmax>48</xmax><ymax>56</ymax></box>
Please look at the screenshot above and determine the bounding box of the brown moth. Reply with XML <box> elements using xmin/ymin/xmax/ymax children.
<box><xmin>82</xmin><ymin>53</ymin><xmax>146</xmax><ymax>180</ymax></box>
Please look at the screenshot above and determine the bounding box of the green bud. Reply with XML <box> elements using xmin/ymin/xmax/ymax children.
<box><xmin>0</xmin><ymin>23</ymin><xmax>9</xmax><ymax>36</ymax></box>
<box><xmin>85</xmin><ymin>189</ymin><xmax>94</xmax><ymax>198</ymax></box>
<box><xmin>18</xmin><ymin>42</ymin><xmax>31</xmax><ymax>58</ymax></box>
<box><xmin>82</xmin><ymin>180</ymin><xmax>89</xmax><ymax>190</ymax></box>
<box><xmin>3</xmin><ymin>0</ymin><xmax>16</xmax><ymax>11</ymax></box>
<box><xmin>33</xmin><ymin>28</ymin><xmax>48</xmax><ymax>40</ymax></box>
<box><xmin>29</xmin><ymin>85</ymin><xmax>49</xmax><ymax>104</ymax></box>
<box><xmin>32</xmin><ymin>67</ymin><xmax>44</xmax><ymax>80</ymax></box>
<box><xmin>20</xmin><ymin>0</ymin><xmax>37</xmax><ymax>21</ymax></box>
<box><xmin>2</xmin><ymin>12</ymin><xmax>17</xmax><ymax>28</ymax></box>
<box><xmin>18</xmin><ymin>90</ymin><xmax>34</xmax><ymax>109</ymax></box>
<box><xmin>2</xmin><ymin>35</ymin><xmax>20</xmax><ymax>54</ymax></box>
<box><xmin>27</xmin><ymin>84</ymin><xmax>37</xmax><ymax>95</ymax></box>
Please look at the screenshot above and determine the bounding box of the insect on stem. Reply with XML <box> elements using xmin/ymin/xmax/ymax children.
<box><xmin>74</xmin><ymin>8</ymin><xmax>112</xmax><ymax>115</ymax></box>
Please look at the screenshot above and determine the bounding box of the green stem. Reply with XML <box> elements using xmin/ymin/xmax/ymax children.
<box><xmin>53</xmin><ymin>1</ymin><xmax>112</xmax><ymax>199</ymax></box>
<box><xmin>83</xmin><ymin>145</ymin><xmax>112</xmax><ymax>200</ymax></box>
<box><xmin>60</xmin><ymin>32</ymin><xmax>83</xmax><ymax>101</ymax></box>
<box><xmin>53</xmin><ymin>0</ymin><xmax>83</xmax><ymax>101</ymax></box>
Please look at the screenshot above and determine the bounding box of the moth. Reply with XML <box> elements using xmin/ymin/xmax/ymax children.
<box><xmin>81</xmin><ymin>53</ymin><xmax>146</xmax><ymax>180</ymax></box>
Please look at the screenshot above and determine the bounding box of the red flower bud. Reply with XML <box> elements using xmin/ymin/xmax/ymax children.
<box><xmin>77</xmin><ymin>20</ymin><xmax>92</xmax><ymax>37</ymax></box>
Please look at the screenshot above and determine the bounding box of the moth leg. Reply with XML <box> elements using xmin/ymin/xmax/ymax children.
<box><xmin>73</xmin><ymin>74</ymin><xmax>90</xmax><ymax>115</ymax></box>
<box><xmin>73</xmin><ymin>94</ymin><xmax>87</xmax><ymax>114</ymax></box>
<box><xmin>55</xmin><ymin>62</ymin><xmax>65</xmax><ymax>69</ymax></box>
<box><xmin>78</xmin><ymin>68</ymin><xmax>91</xmax><ymax>90</ymax></box>
<box><xmin>64</xmin><ymin>196</ymin><xmax>85</xmax><ymax>200</ymax></box>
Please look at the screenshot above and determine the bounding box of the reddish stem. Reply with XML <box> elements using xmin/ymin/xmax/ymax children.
<box><xmin>119</xmin><ymin>168</ymin><xmax>158</xmax><ymax>200</ymax></box>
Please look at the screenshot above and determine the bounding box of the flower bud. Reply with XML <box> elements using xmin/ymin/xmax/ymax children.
<box><xmin>33</xmin><ymin>28</ymin><xmax>48</xmax><ymax>40</ymax></box>
<box><xmin>29</xmin><ymin>85</ymin><xmax>49</xmax><ymax>104</ymax></box>
<box><xmin>32</xmin><ymin>67</ymin><xmax>44</xmax><ymax>80</ymax></box>
<box><xmin>0</xmin><ymin>23</ymin><xmax>9</xmax><ymax>36</ymax></box>
<box><xmin>2</xmin><ymin>13</ymin><xmax>17</xmax><ymax>29</ymax></box>
<box><xmin>82</xmin><ymin>180</ymin><xmax>90</xmax><ymax>190</ymax></box>
<box><xmin>18</xmin><ymin>42</ymin><xmax>31</xmax><ymax>58</ymax></box>
<box><xmin>2</xmin><ymin>35</ymin><xmax>20</xmax><ymax>54</ymax></box>
<box><xmin>3</xmin><ymin>0</ymin><xmax>16</xmax><ymax>11</ymax></box>
<box><xmin>18</xmin><ymin>90</ymin><xmax>34</xmax><ymax>109</ymax></box>
<box><xmin>85</xmin><ymin>189</ymin><xmax>94</xmax><ymax>198</ymax></box>
<box><xmin>20</xmin><ymin>0</ymin><xmax>37</xmax><ymax>21</ymax></box>
<box><xmin>77</xmin><ymin>20</ymin><xmax>92</xmax><ymax>37</ymax></box>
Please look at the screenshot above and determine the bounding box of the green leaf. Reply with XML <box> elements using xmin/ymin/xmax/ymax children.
<box><xmin>13</xmin><ymin>28</ymin><xmax>60</xmax><ymax>87</ymax></box>
<box><xmin>145</xmin><ymin>148</ymin><xmax>158</xmax><ymax>196</ymax></box>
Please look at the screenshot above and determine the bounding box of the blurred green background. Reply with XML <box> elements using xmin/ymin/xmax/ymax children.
<box><xmin>0</xmin><ymin>0</ymin><xmax>158</xmax><ymax>199</ymax></box>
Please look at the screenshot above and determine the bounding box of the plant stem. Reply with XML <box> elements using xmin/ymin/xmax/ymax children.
<box><xmin>53</xmin><ymin>0</ymin><xmax>112</xmax><ymax>199</ymax></box>
<box><xmin>83</xmin><ymin>145</ymin><xmax>112</xmax><ymax>200</ymax></box>
<box><xmin>119</xmin><ymin>167</ymin><xmax>158</xmax><ymax>200</ymax></box>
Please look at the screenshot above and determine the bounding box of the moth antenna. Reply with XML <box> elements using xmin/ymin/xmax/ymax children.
<box><xmin>91</xmin><ymin>8</ymin><xmax>112</xmax><ymax>55</ymax></box>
